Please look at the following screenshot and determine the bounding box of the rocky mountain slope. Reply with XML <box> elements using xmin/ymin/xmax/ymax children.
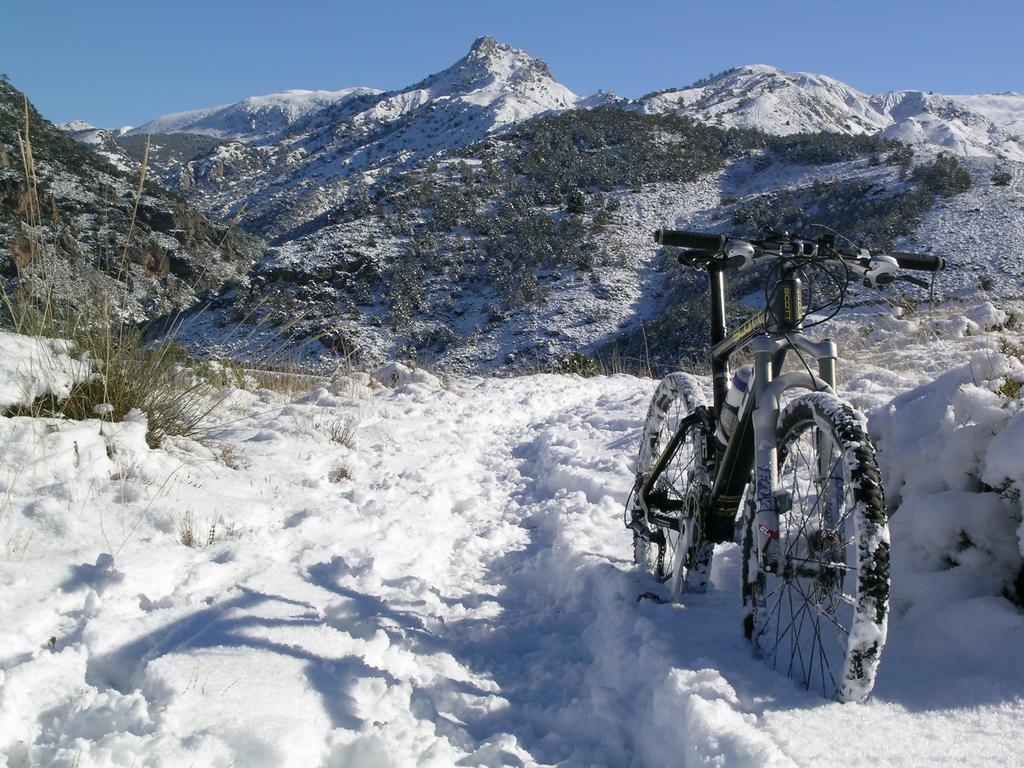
<box><xmin>0</xmin><ymin>80</ymin><xmax>264</xmax><ymax>325</ymax></box>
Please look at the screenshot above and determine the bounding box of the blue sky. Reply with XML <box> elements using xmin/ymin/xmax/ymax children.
<box><xmin>5</xmin><ymin>0</ymin><xmax>1022</xmax><ymax>127</ymax></box>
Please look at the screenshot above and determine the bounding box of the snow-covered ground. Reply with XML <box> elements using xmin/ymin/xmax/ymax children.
<box><xmin>2</xmin><ymin>301</ymin><xmax>1024</xmax><ymax>766</ymax></box>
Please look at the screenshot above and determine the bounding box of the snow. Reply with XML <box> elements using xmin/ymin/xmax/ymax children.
<box><xmin>3</xmin><ymin>302</ymin><xmax>1024</xmax><ymax>765</ymax></box>
<box><xmin>130</xmin><ymin>88</ymin><xmax>382</xmax><ymax>144</ymax></box>
<box><xmin>0</xmin><ymin>331</ymin><xmax>92</xmax><ymax>409</ymax></box>
<box><xmin>951</xmin><ymin>93</ymin><xmax>1024</xmax><ymax>137</ymax></box>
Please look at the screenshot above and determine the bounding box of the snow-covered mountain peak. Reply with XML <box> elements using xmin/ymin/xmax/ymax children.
<box><xmin>579</xmin><ymin>90</ymin><xmax>623</xmax><ymax>109</ymax></box>
<box><xmin>879</xmin><ymin>90</ymin><xmax>970</xmax><ymax>121</ymax></box>
<box><xmin>58</xmin><ymin>119</ymin><xmax>95</xmax><ymax>132</ymax></box>
<box><xmin>126</xmin><ymin>36</ymin><xmax>576</xmax><ymax>158</ymax></box>
<box><xmin>464</xmin><ymin>35</ymin><xmax>553</xmax><ymax>80</ymax></box>
<box><xmin>732</xmin><ymin>63</ymin><xmax>779</xmax><ymax>76</ymax></box>
<box><xmin>642</xmin><ymin>64</ymin><xmax>888</xmax><ymax>136</ymax></box>
<box><xmin>57</xmin><ymin>120</ymin><xmax>132</xmax><ymax>147</ymax></box>
<box><xmin>639</xmin><ymin>64</ymin><xmax>1024</xmax><ymax>160</ymax></box>
<box><xmin>405</xmin><ymin>36</ymin><xmax>578</xmax><ymax>118</ymax></box>
<box><xmin>468</xmin><ymin>34</ymin><xmax>505</xmax><ymax>55</ymax></box>
<box><xmin>127</xmin><ymin>36</ymin><xmax>582</xmax><ymax>240</ymax></box>
<box><xmin>472</xmin><ymin>35</ymin><xmax>560</xmax><ymax>87</ymax></box>
<box><xmin>129</xmin><ymin>86</ymin><xmax>381</xmax><ymax>144</ymax></box>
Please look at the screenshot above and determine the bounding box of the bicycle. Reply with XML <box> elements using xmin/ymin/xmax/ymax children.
<box><xmin>625</xmin><ymin>228</ymin><xmax>944</xmax><ymax>703</ymax></box>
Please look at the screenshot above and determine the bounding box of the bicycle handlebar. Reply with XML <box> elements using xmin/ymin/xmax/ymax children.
<box><xmin>654</xmin><ymin>228</ymin><xmax>946</xmax><ymax>274</ymax></box>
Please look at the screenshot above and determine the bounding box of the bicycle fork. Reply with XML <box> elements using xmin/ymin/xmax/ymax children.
<box><xmin>746</xmin><ymin>335</ymin><xmax>838</xmax><ymax>574</ymax></box>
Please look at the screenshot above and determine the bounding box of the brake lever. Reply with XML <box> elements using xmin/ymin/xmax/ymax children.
<box><xmin>898</xmin><ymin>274</ymin><xmax>930</xmax><ymax>289</ymax></box>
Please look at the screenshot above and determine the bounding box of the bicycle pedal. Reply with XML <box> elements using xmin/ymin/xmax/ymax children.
<box><xmin>637</xmin><ymin>591</ymin><xmax>667</xmax><ymax>604</ymax></box>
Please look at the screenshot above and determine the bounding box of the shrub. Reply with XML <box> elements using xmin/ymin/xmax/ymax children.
<box><xmin>730</xmin><ymin>154</ymin><xmax>970</xmax><ymax>249</ymax></box>
<box><xmin>766</xmin><ymin>133</ymin><xmax>909</xmax><ymax>166</ymax></box>
<box><xmin>992</xmin><ymin>169</ymin><xmax>1013</xmax><ymax>187</ymax></box>
<box><xmin>912</xmin><ymin>152</ymin><xmax>972</xmax><ymax>196</ymax></box>
<box><xmin>2</xmin><ymin>291</ymin><xmax>217</xmax><ymax>446</ymax></box>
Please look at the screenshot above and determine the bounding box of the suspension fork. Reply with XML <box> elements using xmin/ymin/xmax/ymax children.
<box><xmin>748</xmin><ymin>334</ymin><xmax>838</xmax><ymax>570</ymax></box>
<box><xmin>750</xmin><ymin>336</ymin><xmax>782</xmax><ymax>567</ymax></box>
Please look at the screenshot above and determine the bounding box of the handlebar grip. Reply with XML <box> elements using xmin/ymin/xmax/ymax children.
<box><xmin>654</xmin><ymin>229</ymin><xmax>726</xmax><ymax>252</ymax></box>
<box><xmin>891</xmin><ymin>251</ymin><xmax>946</xmax><ymax>272</ymax></box>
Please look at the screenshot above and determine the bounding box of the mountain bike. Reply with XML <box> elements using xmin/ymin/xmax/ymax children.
<box><xmin>626</xmin><ymin>228</ymin><xmax>944</xmax><ymax>703</ymax></box>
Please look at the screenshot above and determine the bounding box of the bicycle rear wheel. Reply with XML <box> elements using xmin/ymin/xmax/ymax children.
<box><xmin>631</xmin><ymin>373</ymin><xmax>713</xmax><ymax>593</ymax></box>
<box><xmin>743</xmin><ymin>392</ymin><xmax>889</xmax><ymax>703</ymax></box>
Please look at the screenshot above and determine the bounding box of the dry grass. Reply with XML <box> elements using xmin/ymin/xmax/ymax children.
<box><xmin>214</xmin><ymin>442</ymin><xmax>249</xmax><ymax>470</ymax></box>
<box><xmin>117</xmin><ymin>135</ymin><xmax>149</xmax><ymax>281</ymax></box>
<box><xmin>178</xmin><ymin>509</ymin><xmax>197</xmax><ymax>548</ymax></box>
<box><xmin>177</xmin><ymin>509</ymin><xmax>218</xmax><ymax>548</ymax></box>
<box><xmin>15</xmin><ymin>94</ymin><xmax>43</xmax><ymax>276</ymax></box>
<box><xmin>326</xmin><ymin>413</ymin><xmax>357</xmax><ymax>447</ymax></box>
<box><xmin>247</xmin><ymin>364</ymin><xmax>321</xmax><ymax>397</ymax></box>
<box><xmin>330</xmin><ymin>464</ymin><xmax>353</xmax><ymax>483</ymax></box>
<box><xmin>2</xmin><ymin>296</ymin><xmax>220</xmax><ymax>447</ymax></box>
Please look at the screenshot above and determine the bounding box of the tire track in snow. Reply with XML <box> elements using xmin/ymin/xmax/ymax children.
<box><xmin>443</xmin><ymin>379</ymin><xmax>792</xmax><ymax>767</ymax></box>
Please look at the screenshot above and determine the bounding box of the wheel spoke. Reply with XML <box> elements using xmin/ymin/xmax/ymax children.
<box><xmin>810</xmin><ymin>583</ymin><xmax>838</xmax><ymax>696</ymax></box>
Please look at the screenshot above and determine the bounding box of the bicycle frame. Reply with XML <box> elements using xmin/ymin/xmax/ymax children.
<box><xmin>640</xmin><ymin>261</ymin><xmax>839</xmax><ymax>550</ymax></box>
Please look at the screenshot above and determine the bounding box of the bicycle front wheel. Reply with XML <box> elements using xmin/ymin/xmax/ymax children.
<box><xmin>743</xmin><ymin>392</ymin><xmax>890</xmax><ymax>703</ymax></box>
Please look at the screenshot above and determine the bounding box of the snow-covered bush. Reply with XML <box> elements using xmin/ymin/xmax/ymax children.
<box><xmin>6</xmin><ymin>276</ymin><xmax>264</xmax><ymax>444</ymax></box>
<box><xmin>374</xmin><ymin>361</ymin><xmax>440</xmax><ymax>389</ymax></box>
<box><xmin>0</xmin><ymin>314</ymin><xmax>215</xmax><ymax>447</ymax></box>
<box><xmin>871</xmin><ymin>350</ymin><xmax>1024</xmax><ymax>613</ymax></box>
<box><xmin>0</xmin><ymin>331</ymin><xmax>93</xmax><ymax>410</ymax></box>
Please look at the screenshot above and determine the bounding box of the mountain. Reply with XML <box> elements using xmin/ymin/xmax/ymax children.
<box><xmin>639</xmin><ymin>65</ymin><xmax>1024</xmax><ymax>161</ymax></box>
<box><xmin>116</xmin><ymin>37</ymin><xmax>581</xmax><ymax>242</ymax></box>
<box><xmin>0</xmin><ymin>80</ymin><xmax>263</xmax><ymax>324</ymax></box>
<box><xmin>133</xmin><ymin>36</ymin><xmax>578</xmax><ymax>151</ymax></box>
<box><xmin>119</xmin><ymin>56</ymin><xmax>1024</xmax><ymax>249</ymax></box>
